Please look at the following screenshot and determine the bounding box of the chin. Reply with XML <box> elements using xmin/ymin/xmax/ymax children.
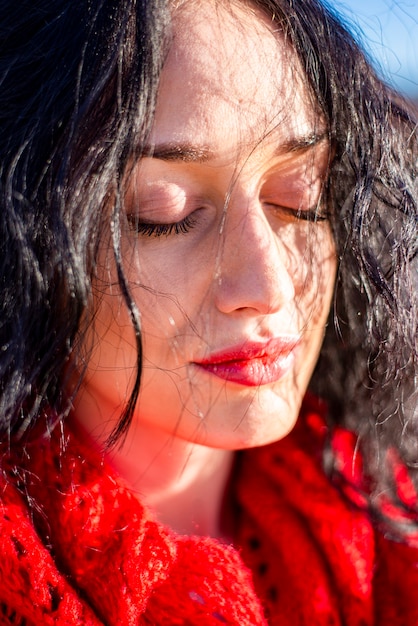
<box><xmin>237</xmin><ymin>416</ymin><xmax>299</xmax><ymax>450</ymax></box>
<box><xmin>190</xmin><ymin>400</ymin><xmax>301</xmax><ymax>451</ymax></box>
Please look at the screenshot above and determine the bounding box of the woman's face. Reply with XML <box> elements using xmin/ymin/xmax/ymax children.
<box><xmin>77</xmin><ymin>0</ymin><xmax>336</xmax><ymax>449</ymax></box>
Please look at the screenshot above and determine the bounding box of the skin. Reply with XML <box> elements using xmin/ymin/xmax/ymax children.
<box><xmin>73</xmin><ymin>0</ymin><xmax>337</xmax><ymax>535</ymax></box>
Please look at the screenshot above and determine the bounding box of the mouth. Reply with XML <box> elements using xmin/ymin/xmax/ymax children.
<box><xmin>193</xmin><ymin>336</ymin><xmax>300</xmax><ymax>387</ymax></box>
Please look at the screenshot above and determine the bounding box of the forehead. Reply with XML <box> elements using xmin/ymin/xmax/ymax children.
<box><xmin>151</xmin><ymin>0</ymin><xmax>319</xmax><ymax>154</ymax></box>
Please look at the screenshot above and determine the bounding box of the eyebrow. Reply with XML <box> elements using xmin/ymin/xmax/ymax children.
<box><xmin>140</xmin><ymin>132</ymin><xmax>329</xmax><ymax>163</ymax></box>
<box><xmin>277</xmin><ymin>131</ymin><xmax>329</xmax><ymax>154</ymax></box>
<box><xmin>141</xmin><ymin>143</ymin><xmax>214</xmax><ymax>162</ymax></box>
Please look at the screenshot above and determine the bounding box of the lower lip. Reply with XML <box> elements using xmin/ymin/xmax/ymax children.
<box><xmin>195</xmin><ymin>351</ymin><xmax>295</xmax><ymax>387</ymax></box>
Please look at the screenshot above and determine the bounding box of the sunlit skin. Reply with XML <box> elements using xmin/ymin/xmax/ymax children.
<box><xmin>73</xmin><ymin>0</ymin><xmax>337</xmax><ymax>535</ymax></box>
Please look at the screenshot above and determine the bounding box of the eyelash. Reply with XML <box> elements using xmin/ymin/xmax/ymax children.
<box><xmin>272</xmin><ymin>204</ymin><xmax>330</xmax><ymax>222</ymax></box>
<box><xmin>128</xmin><ymin>214</ymin><xmax>198</xmax><ymax>238</ymax></box>
<box><xmin>128</xmin><ymin>201</ymin><xmax>329</xmax><ymax>239</ymax></box>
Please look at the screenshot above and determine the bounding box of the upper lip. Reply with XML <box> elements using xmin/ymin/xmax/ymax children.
<box><xmin>195</xmin><ymin>336</ymin><xmax>301</xmax><ymax>365</ymax></box>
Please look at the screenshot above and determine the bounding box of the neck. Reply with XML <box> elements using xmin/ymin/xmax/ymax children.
<box><xmin>72</xmin><ymin>394</ymin><xmax>234</xmax><ymax>538</ymax></box>
<box><xmin>110</xmin><ymin>428</ymin><xmax>234</xmax><ymax>538</ymax></box>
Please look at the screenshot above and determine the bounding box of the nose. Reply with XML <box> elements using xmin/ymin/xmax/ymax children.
<box><xmin>213</xmin><ymin>200</ymin><xmax>295</xmax><ymax>315</ymax></box>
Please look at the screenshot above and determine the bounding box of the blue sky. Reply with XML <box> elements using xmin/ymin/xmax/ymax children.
<box><xmin>328</xmin><ymin>0</ymin><xmax>418</xmax><ymax>96</ymax></box>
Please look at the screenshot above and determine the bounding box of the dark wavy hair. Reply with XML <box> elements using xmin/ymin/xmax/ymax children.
<box><xmin>0</xmin><ymin>0</ymin><xmax>170</xmax><ymax>438</ymax></box>
<box><xmin>1</xmin><ymin>0</ymin><xmax>417</xmax><ymax>535</ymax></box>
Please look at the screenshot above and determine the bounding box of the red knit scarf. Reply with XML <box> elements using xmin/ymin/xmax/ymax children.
<box><xmin>1</xmin><ymin>395</ymin><xmax>418</xmax><ymax>625</ymax></box>
<box><xmin>0</xmin><ymin>424</ymin><xmax>266</xmax><ymax>625</ymax></box>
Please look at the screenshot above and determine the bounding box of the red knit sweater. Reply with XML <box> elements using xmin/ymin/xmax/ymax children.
<box><xmin>1</xmin><ymin>395</ymin><xmax>418</xmax><ymax>625</ymax></box>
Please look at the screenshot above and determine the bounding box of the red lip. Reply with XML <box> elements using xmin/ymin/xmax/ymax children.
<box><xmin>194</xmin><ymin>337</ymin><xmax>300</xmax><ymax>387</ymax></box>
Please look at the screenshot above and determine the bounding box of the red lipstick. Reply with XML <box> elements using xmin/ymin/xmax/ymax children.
<box><xmin>194</xmin><ymin>337</ymin><xmax>299</xmax><ymax>387</ymax></box>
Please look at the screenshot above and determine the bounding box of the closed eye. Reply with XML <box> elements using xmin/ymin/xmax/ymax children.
<box><xmin>268</xmin><ymin>203</ymin><xmax>330</xmax><ymax>223</ymax></box>
<box><xmin>127</xmin><ymin>213</ymin><xmax>199</xmax><ymax>237</ymax></box>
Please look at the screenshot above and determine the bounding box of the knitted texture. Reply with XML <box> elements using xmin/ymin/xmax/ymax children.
<box><xmin>234</xmin><ymin>395</ymin><xmax>418</xmax><ymax>625</ymax></box>
<box><xmin>0</xmin><ymin>423</ymin><xmax>266</xmax><ymax>625</ymax></box>
<box><xmin>1</xmin><ymin>396</ymin><xmax>418</xmax><ymax>624</ymax></box>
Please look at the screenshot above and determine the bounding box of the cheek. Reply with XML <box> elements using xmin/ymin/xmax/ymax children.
<box><xmin>88</xmin><ymin>292</ymin><xmax>138</xmax><ymax>372</ymax></box>
<box><xmin>123</xmin><ymin>239</ymin><xmax>215</xmax><ymax>336</ymax></box>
